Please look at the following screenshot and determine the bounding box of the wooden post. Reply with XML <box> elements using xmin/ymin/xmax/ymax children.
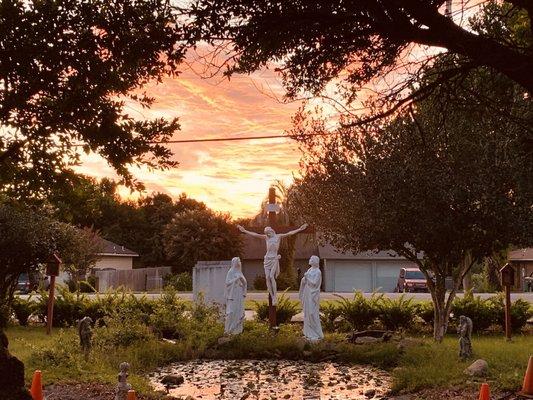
<box><xmin>45</xmin><ymin>253</ymin><xmax>61</xmax><ymax>335</ymax></box>
<box><xmin>504</xmin><ymin>284</ymin><xmax>511</xmax><ymax>341</ymax></box>
<box><xmin>46</xmin><ymin>275</ymin><xmax>56</xmax><ymax>335</ymax></box>
<box><xmin>500</xmin><ymin>263</ymin><xmax>515</xmax><ymax>342</ymax></box>
<box><xmin>268</xmin><ymin>187</ymin><xmax>277</xmax><ymax>328</ymax></box>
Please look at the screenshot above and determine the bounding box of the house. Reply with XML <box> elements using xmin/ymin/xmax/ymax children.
<box><xmin>93</xmin><ymin>239</ymin><xmax>139</xmax><ymax>271</ymax></box>
<box><xmin>240</xmin><ymin>235</ymin><xmax>419</xmax><ymax>292</ymax></box>
<box><xmin>508</xmin><ymin>248</ymin><xmax>533</xmax><ymax>292</ymax></box>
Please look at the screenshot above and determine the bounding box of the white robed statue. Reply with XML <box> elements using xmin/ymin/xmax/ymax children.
<box><xmin>224</xmin><ymin>257</ymin><xmax>247</xmax><ymax>335</ymax></box>
<box><xmin>237</xmin><ymin>223</ymin><xmax>308</xmax><ymax>305</ymax></box>
<box><xmin>299</xmin><ymin>255</ymin><xmax>324</xmax><ymax>341</ymax></box>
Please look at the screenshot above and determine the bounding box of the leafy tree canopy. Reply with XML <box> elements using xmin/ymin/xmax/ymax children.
<box><xmin>185</xmin><ymin>0</ymin><xmax>533</xmax><ymax>123</ymax></box>
<box><xmin>291</xmin><ymin>59</ymin><xmax>533</xmax><ymax>340</ymax></box>
<box><xmin>0</xmin><ymin>0</ymin><xmax>185</xmax><ymax>197</ymax></box>
<box><xmin>164</xmin><ymin>208</ymin><xmax>242</xmax><ymax>273</ymax></box>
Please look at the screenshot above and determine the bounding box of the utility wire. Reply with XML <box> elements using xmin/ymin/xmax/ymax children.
<box><xmin>145</xmin><ymin>132</ymin><xmax>337</xmax><ymax>144</ymax></box>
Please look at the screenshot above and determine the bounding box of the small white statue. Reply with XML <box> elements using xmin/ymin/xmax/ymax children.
<box><xmin>299</xmin><ymin>255</ymin><xmax>324</xmax><ymax>341</ymax></box>
<box><xmin>237</xmin><ymin>223</ymin><xmax>308</xmax><ymax>305</ymax></box>
<box><xmin>224</xmin><ymin>257</ymin><xmax>247</xmax><ymax>335</ymax></box>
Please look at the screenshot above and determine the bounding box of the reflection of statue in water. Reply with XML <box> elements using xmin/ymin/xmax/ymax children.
<box><xmin>458</xmin><ymin>315</ymin><xmax>473</xmax><ymax>359</ymax></box>
<box><xmin>115</xmin><ymin>362</ymin><xmax>132</xmax><ymax>400</ymax></box>
<box><xmin>0</xmin><ymin>331</ymin><xmax>32</xmax><ymax>400</ymax></box>
<box><xmin>78</xmin><ymin>316</ymin><xmax>93</xmax><ymax>359</ymax></box>
<box><xmin>237</xmin><ymin>223</ymin><xmax>308</xmax><ymax>305</ymax></box>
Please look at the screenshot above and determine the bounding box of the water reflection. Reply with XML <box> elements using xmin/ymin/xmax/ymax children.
<box><xmin>150</xmin><ymin>359</ymin><xmax>390</xmax><ymax>399</ymax></box>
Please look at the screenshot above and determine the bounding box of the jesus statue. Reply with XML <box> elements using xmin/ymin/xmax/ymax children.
<box><xmin>237</xmin><ymin>223</ymin><xmax>308</xmax><ymax>305</ymax></box>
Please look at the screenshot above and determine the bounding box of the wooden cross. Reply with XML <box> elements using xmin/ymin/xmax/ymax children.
<box><xmin>240</xmin><ymin>187</ymin><xmax>313</xmax><ymax>328</ymax></box>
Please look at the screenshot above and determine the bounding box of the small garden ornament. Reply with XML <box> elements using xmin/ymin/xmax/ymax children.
<box><xmin>115</xmin><ymin>362</ymin><xmax>132</xmax><ymax>400</ymax></box>
<box><xmin>78</xmin><ymin>316</ymin><xmax>93</xmax><ymax>359</ymax></box>
<box><xmin>458</xmin><ymin>315</ymin><xmax>473</xmax><ymax>360</ymax></box>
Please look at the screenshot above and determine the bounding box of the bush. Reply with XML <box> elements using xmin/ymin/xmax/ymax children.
<box><xmin>377</xmin><ymin>295</ymin><xmax>417</xmax><ymax>331</ymax></box>
<box><xmin>35</xmin><ymin>287</ymin><xmax>91</xmax><ymax>327</ymax></box>
<box><xmin>149</xmin><ymin>289</ymin><xmax>187</xmax><ymax>338</ymax></box>
<box><xmin>276</xmin><ymin>272</ymin><xmax>298</xmax><ymax>291</ymax></box>
<box><xmin>11</xmin><ymin>296</ymin><xmax>35</xmax><ymax>326</ymax></box>
<box><xmin>415</xmin><ymin>301</ymin><xmax>435</xmax><ymax>326</ymax></box>
<box><xmin>336</xmin><ymin>292</ymin><xmax>382</xmax><ymax>331</ymax></box>
<box><xmin>253</xmin><ymin>274</ymin><xmax>267</xmax><ymax>290</ymax></box>
<box><xmin>488</xmin><ymin>295</ymin><xmax>533</xmax><ymax>333</ymax></box>
<box><xmin>254</xmin><ymin>292</ymin><xmax>300</xmax><ymax>324</ymax></box>
<box><xmin>320</xmin><ymin>302</ymin><xmax>342</xmax><ymax>332</ymax></box>
<box><xmin>451</xmin><ymin>293</ymin><xmax>497</xmax><ymax>332</ymax></box>
<box><xmin>164</xmin><ymin>272</ymin><xmax>193</xmax><ymax>291</ymax></box>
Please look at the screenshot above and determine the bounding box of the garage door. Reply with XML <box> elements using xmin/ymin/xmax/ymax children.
<box><xmin>333</xmin><ymin>261</ymin><xmax>373</xmax><ymax>292</ymax></box>
<box><xmin>375</xmin><ymin>263</ymin><xmax>402</xmax><ymax>292</ymax></box>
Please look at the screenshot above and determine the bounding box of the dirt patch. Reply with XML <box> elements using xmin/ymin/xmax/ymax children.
<box><xmin>43</xmin><ymin>383</ymin><xmax>163</xmax><ymax>400</ymax></box>
<box><xmin>391</xmin><ymin>387</ymin><xmax>521</xmax><ymax>400</ymax></box>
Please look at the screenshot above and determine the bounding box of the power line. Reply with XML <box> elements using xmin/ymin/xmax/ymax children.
<box><xmin>148</xmin><ymin>132</ymin><xmax>337</xmax><ymax>144</ymax></box>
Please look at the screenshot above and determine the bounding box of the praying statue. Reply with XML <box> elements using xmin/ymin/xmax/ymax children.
<box><xmin>78</xmin><ymin>316</ymin><xmax>93</xmax><ymax>359</ymax></box>
<box><xmin>458</xmin><ymin>315</ymin><xmax>473</xmax><ymax>359</ymax></box>
<box><xmin>299</xmin><ymin>255</ymin><xmax>324</xmax><ymax>341</ymax></box>
<box><xmin>224</xmin><ymin>257</ymin><xmax>247</xmax><ymax>335</ymax></box>
<box><xmin>237</xmin><ymin>223</ymin><xmax>308</xmax><ymax>305</ymax></box>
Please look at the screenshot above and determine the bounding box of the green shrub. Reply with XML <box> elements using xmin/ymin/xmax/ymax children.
<box><xmin>11</xmin><ymin>296</ymin><xmax>35</xmax><ymax>326</ymax></box>
<box><xmin>254</xmin><ymin>292</ymin><xmax>300</xmax><ymax>324</ymax></box>
<box><xmin>336</xmin><ymin>292</ymin><xmax>382</xmax><ymax>331</ymax></box>
<box><xmin>95</xmin><ymin>312</ymin><xmax>155</xmax><ymax>347</ymax></box>
<box><xmin>415</xmin><ymin>301</ymin><xmax>435</xmax><ymax>326</ymax></box>
<box><xmin>488</xmin><ymin>294</ymin><xmax>533</xmax><ymax>333</ymax></box>
<box><xmin>320</xmin><ymin>302</ymin><xmax>342</xmax><ymax>332</ymax></box>
<box><xmin>253</xmin><ymin>274</ymin><xmax>267</xmax><ymax>290</ymax></box>
<box><xmin>149</xmin><ymin>289</ymin><xmax>187</xmax><ymax>338</ymax></box>
<box><xmin>451</xmin><ymin>293</ymin><xmax>497</xmax><ymax>332</ymax></box>
<box><xmin>377</xmin><ymin>295</ymin><xmax>417</xmax><ymax>331</ymax></box>
<box><xmin>276</xmin><ymin>272</ymin><xmax>298</xmax><ymax>291</ymax></box>
<box><xmin>164</xmin><ymin>272</ymin><xmax>193</xmax><ymax>291</ymax></box>
<box><xmin>35</xmin><ymin>287</ymin><xmax>91</xmax><ymax>327</ymax></box>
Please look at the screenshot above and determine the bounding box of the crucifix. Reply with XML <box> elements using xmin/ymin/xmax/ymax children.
<box><xmin>237</xmin><ymin>186</ymin><xmax>313</xmax><ymax>328</ymax></box>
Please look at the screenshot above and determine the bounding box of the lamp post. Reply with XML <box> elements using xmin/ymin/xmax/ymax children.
<box><xmin>45</xmin><ymin>253</ymin><xmax>61</xmax><ymax>335</ymax></box>
<box><xmin>500</xmin><ymin>263</ymin><xmax>515</xmax><ymax>341</ymax></box>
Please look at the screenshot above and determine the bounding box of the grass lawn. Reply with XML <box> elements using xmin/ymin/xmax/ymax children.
<box><xmin>6</xmin><ymin>324</ymin><xmax>532</xmax><ymax>397</ymax></box>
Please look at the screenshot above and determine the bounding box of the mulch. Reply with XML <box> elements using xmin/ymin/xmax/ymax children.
<box><xmin>43</xmin><ymin>383</ymin><xmax>171</xmax><ymax>400</ymax></box>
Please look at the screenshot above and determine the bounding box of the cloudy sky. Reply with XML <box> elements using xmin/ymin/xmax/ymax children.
<box><xmin>76</xmin><ymin>65</ymin><xmax>304</xmax><ymax>219</ymax></box>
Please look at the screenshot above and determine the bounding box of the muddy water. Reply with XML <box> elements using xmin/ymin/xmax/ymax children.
<box><xmin>150</xmin><ymin>359</ymin><xmax>391</xmax><ymax>399</ymax></box>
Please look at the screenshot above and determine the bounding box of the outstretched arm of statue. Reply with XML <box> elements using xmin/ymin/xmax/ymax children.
<box><xmin>279</xmin><ymin>223</ymin><xmax>308</xmax><ymax>238</ymax></box>
<box><xmin>237</xmin><ymin>225</ymin><xmax>265</xmax><ymax>239</ymax></box>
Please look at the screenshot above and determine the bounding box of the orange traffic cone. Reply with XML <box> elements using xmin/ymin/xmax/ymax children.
<box><xmin>520</xmin><ymin>355</ymin><xmax>533</xmax><ymax>397</ymax></box>
<box><xmin>127</xmin><ymin>389</ymin><xmax>137</xmax><ymax>400</ymax></box>
<box><xmin>30</xmin><ymin>370</ymin><xmax>44</xmax><ymax>400</ymax></box>
<box><xmin>478</xmin><ymin>382</ymin><xmax>490</xmax><ymax>400</ymax></box>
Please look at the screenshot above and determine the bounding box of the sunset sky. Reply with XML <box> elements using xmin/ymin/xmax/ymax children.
<box><xmin>76</xmin><ymin>66</ymin><xmax>304</xmax><ymax>219</ymax></box>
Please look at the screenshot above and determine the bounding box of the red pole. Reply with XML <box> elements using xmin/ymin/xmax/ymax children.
<box><xmin>46</xmin><ymin>275</ymin><xmax>56</xmax><ymax>335</ymax></box>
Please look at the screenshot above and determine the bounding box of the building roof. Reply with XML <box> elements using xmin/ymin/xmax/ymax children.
<box><xmin>241</xmin><ymin>235</ymin><xmax>416</xmax><ymax>261</ymax></box>
<box><xmin>509</xmin><ymin>248</ymin><xmax>533</xmax><ymax>262</ymax></box>
<box><xmin>98</xmin><ymin>239</ymin><xmax>139</xmax><ymax>257</ymax></box>
<box><xmin>317</xmin><ymin>243</ymin><xmax>407</xmax><ymax>260</ymax></box>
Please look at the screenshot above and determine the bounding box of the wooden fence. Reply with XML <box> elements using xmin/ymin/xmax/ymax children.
<box><xmin>95</xmin><ymin>266</ymin><xmax>172</xmax><ymax>292</ymax></box>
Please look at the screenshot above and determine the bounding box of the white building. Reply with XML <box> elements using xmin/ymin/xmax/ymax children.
<box><xmin>93</xmin><ymin>239</ymin><xmax>139</xmax><ymax>271</ymax></box>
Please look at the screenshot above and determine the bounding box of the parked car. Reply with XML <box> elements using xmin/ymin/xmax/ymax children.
<box><xmin>395</xmin><ymin>268</ymin><xmax>429</xmax><ymax>293</ymax></box>
<box><xmin>16</xmin><ymin>273</ymin><xmax>32</xmax><ymax>294</ymax></box>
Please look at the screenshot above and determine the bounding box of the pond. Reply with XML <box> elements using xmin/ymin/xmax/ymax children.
<box><xmin>149</xmin><ymin>359</ymin><xmax>391</xmax><ymax>399</ymax></box>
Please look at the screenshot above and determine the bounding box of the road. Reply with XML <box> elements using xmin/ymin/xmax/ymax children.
<box><xmin>17</xmin><ymin>291</ymin><xmax>533</xmax><ymax>302</ymax></box>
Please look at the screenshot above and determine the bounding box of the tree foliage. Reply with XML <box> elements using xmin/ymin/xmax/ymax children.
<box><xmin>163</xmin><ymin>208</ymin><xmax>242</xmax><ymax>273</ymax></box>
<box><xmin>185</xmin><ymin>0</ymin><xmax>533</xmax><ymax>124</ymax></box>
<box><xmin>0</xmin><ymin>0</ymin><xmax>185</xmax><ymax>196</ymax></box>
<box><xmin>290</xmin><ymin>61</ymin><xmax>533</xmax><ymax>340</ymax></box>
<box><xmin>0</xmin><ymin>200</ymin><xmax>81</xmax><ymax>326</ymax></box>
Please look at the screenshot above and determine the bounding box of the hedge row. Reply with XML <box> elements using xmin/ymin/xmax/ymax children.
<box><xmin>254</xmin><ymin>292</ymin><xmax>532</xmax><ymax>333</ymax></box>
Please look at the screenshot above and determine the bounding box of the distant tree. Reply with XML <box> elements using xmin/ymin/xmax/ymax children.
<box><xmin>291</xmin><ymin>63</ymin><xmax>533</xmax><ymax>341</ymax></box>
<box><xmin>137</xmin><ymin>193</ymin><xmax>206</xmax><ymax>267</ymax></box>
<box><xmin>163</xmin><ymin>208</ymin><xmax>242</xmax><ymax>273</ymax></box>
<box><xmin>0</xmin><ymin>200</ymin><xmax>78</xmax><ymax>329</ymax></box>
<box><xmin>186</xmin><ymin>1</ymin><xmax>533</xmax><ymax>127</ymax></box>
<box><xmin>0</xmin><ymin>0</ymin><xmax>185</xmax><ymax>197</ymax></box>
<box><xmin>60</xmin><ymin>227</ymin><xmax>104</xmax><ymax>280</ymax></box>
